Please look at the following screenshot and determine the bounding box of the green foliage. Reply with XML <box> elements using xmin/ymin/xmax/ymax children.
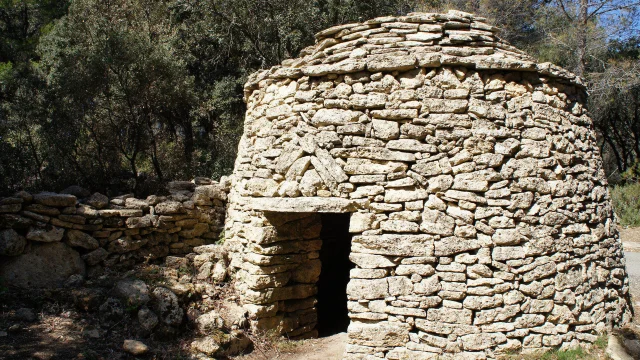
<box><xmin>0</xmin><ymin>0</ymin><xmax>419</xmax><ymax>196</ymax></box>
<box><xmin>611</xmin><ymin>182</ymin><xmax>640</xmax><ymax>226</ymax></box>
<box><xmin>501</xmin><ymin>346</ymin><xmax>599</xmax><ymax>360</ymax></box>
<box><xmin>593</xmin><ymin>334</ymin><xmax>608</xmax><ymax>350</ymax></box>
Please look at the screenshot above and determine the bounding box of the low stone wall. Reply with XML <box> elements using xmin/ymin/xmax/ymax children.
<box><xmin>0</xmin><ymin>179</ymin><xmax>228</xmax><ymax>288</ymax></box>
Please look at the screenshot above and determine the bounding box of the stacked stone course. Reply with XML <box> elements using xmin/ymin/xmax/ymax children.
<box><xmin>224</xmin><ymin>10</ymin><xmax>633</xmax><ymax>359</ymax></box>
<box><xmin>0</xmin><ymin>179</ymin><xmax>228</xmax><ymax>287</ymax></box>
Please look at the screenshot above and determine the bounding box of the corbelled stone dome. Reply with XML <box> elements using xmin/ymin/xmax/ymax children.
<box><xmin>224</xmin><ymin>10</ymin><xmax>633</xmax><ymax>360</ymax></box>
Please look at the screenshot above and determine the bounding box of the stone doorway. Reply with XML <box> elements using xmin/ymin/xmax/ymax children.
<box><xmin>316</xmin><ymin>213</ymin><xmax>354</xmax><ymax>336</ymax></box>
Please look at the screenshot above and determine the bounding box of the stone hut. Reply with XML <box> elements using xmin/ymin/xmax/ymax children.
<box><xmin>223</xmin><ymin>10</ymin><xmax>633</xmax><ymax>359</ymax></box>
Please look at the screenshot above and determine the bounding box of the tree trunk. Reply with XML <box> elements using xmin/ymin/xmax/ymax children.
<box><xmin>575</xmin><ymin>0</ymin><xmax>589</xmax><ymax>77</ymax></box>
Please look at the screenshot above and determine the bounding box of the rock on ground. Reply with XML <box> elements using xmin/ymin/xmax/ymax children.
<box><xmin>123</xmin><ymin>339</ymin><xmax>149</xmax><ymax>355</ymax></box>
<box><xmin>0</xmin><ymin>242</ymin><xmax>85</xmax><ymax>288</ymax></box>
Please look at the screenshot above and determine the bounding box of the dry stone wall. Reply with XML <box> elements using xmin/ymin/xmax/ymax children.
<box><xmin>0</xmin><ymin>179</ymin><xmax>228</xmax><ymax>288</ymax></box>
<box><xmin>224</xmin><ymin>10</ymin><xmax>634</xmax><ymax>359</ymax></box>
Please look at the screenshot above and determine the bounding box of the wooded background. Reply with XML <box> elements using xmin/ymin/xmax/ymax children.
<box><xmin>1</xmin><ymin>0</ymin><xmax>639</xmax><ymax>196</ymax></box>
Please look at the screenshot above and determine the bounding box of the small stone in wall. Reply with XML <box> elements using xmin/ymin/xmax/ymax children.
<box><xmin>26</xmin><ymin>226</ymin><xmax>64</xmax><ymax>242</ymax></box>
<box><xmin>33</xmin><ymin>192</ymin><xmax>77</xmax><ymax>207</ymax></box>
<box><xmin>65</xmin><ymin>229</ymin><xmax>99</xmax><ymax>250</ymax></box>
<box><xmin>0</xmin><ymin>229</ymin><xmax>26</xmax><ymax>256</ymax></box>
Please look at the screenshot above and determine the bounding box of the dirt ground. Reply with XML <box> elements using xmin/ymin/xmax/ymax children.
<box><xmin>235</xmin><ymin>332</ymin><xmax>347</xmax><ymax>360</ymax></box>
<box><xmin>0</xmin><ymin>286</ymin><xmax>193</xmax><ymax>360</ymax></box>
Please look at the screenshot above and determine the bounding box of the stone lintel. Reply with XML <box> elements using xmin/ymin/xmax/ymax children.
<box><xmin>241</xmin><ymin>197</ymin><xmax>368</xmax><ymax>213</ymax></box>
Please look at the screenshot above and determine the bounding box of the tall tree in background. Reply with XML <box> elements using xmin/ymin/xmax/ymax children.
<box><xmin>38</xmin><ymin>0</ymin><xmax>197</xmax><ymax>194</ymax></box>
<box><xmin>0</xmin><ymin>0</ymin><xmax>69</xmax><ymax>192</ymax></box>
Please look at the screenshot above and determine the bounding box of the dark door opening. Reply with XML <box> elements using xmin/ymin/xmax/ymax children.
<box><xmin>316</xmin><ymin>213</ymin><xmax>354</xmax><ymax>337</ymax></box>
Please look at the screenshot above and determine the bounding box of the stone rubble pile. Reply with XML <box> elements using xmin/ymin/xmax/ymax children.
<box><xmin>69</xmin><ymin>243</ymin><xmax>252</xmax><ymax>358</ymax></box>
<box><xmin>224</xmin><ymin>10</ymin><xmax>633</xmax><ymax>360</ymax></box>
<box><xmin>0</xmin><ymin>179</ymin><xmax>228</xmax><ymax>288</ymax></box>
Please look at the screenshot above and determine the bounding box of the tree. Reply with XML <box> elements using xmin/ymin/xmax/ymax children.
<box><xmin>553</xmin><ymin>0</ymin><xmax>640</xmax><ymax>76</ymax></box>
<box><xmin>38</xmin><ymin>0</ymin><xmax>197</xmax><ymax>194</ymax></box>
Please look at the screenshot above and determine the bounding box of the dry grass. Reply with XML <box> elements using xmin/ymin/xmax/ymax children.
<box><xmin>499</xmin><ymin>335</ymin><xmax>610</xmax><ymax>360</ymax></box>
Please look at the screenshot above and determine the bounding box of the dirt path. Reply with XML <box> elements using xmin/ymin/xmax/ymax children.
<box><xmin>619</xmin><ymin>227</ymin><xmax>640</xmax><ymax>327</ymax></box>
<box><xmin>235</xmin><ymin>332</ymin><xmax>347</xmax><ymax>360</ymax></box>
<box><xmin>621</xmin><ymin>227</ymin><xmax>640</xmax><ymax>252</ymax></box>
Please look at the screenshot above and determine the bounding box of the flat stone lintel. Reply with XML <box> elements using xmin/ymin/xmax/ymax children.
<box><xmin>243</xmin><ymin>197</ymin><xmax>368</xmax><ymax>213</ymax></box>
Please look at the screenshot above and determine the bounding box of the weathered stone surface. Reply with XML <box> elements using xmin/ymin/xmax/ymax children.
<box><xmin>113</xmin><ymin>280</ymin><xmax>150</xmax><ymax>307</ymax></box>
<box><xmin>310</xmin><ymin>108</ymin><xmax>361</xmax><ymax>126</ymax></box>
<box><xmin>154</xmin><ymin>202</ymin><xmax>184</xmax><ymax>215</ymax></box>
<box><xmin>66</xmin><ymin>229</ymin><xmax>99</xmax><ymax>250</ymax></box>
<box><xmin>0</xmin><ymin>229</ymin><xmax>26</xmax><ymax>256</ymax></box>
<box><xmin>434</xmin><ymin>237</ymin><xmax>481</xmax><ymax>256</ymax></box>
<box><xmin>33</xmin><ymin>192</ymin><xmax>77</xmax><ymax>207</ymax></box>
<box><xmin>151</xmin><ymin>287</ymin><xmax>184</xmax><ymax>326</ymax></box>
<box><xmin>347</xmin><ymin>278</ymin><xmax>389</xmax><ymax>299</ymax></box>
<box><xmin>0</xmin><ymin>242</ymin><xmax>85</xmax><ymax>288</ymax></box>
<box><xmin>123</xmin><ymin>340</ymin><xmax>149</xmax><ymax>355</ymax></box>
<box><xmin>367</xmin><ymin>55</ymin><xmax>417</xmax><ymax>72</ymax></box>
<box><xmin>26</xmin><ymin>226</ymin><xmax>64</xmax><ymax>242</ymax></box>
<box><xmin>244</xmin><ymin>196</ymin><xmax>367</xmax><ymax>213</ymax></box>
<box><xmin>348</xmin><ymin>321</ymin><xmax>411</xmax><ymax>347</ymax></box>
<box><xmin>86</xmin><ymin>193</ymin><xmax>109</xmax><ymax>209</ymax></box>
<box><xmin>352</xmin><ymin>234</ymin><xmax>434</xmax><ymax>256</ymax></box>
<box><xmin>81</xmin><ymin>247</ymin><xmax>109</xmax><ymax>266</ymax></box>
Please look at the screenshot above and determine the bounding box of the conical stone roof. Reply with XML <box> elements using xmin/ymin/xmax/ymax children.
<box><xmin>245</xmin><ymin>10</ymin><xmax>582</xmax><ymax>100</ymax></box>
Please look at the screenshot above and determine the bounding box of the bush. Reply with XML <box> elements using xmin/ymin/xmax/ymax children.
<box><xmin>611</xmin><ymin>182</ymin><xmax>640</xmax><ymax>226</ymax></box>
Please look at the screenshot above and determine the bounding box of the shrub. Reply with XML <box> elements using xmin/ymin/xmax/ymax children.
<box><xmin>611</xmin><ymin>182</ymin><xmax>640</xmax><ymax>226</ymax></box>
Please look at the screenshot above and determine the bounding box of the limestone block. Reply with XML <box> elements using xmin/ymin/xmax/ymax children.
<box><xmin>350</xmin><ymin>268</ymin><xmax>387</xmax><ymax>279</ymax></box>
<box><xmin>65</xmin><ymin>229</ymin><xmax>99</xmax><ymax>250</ymax></box>
<box><xmin>367</xmin><ymin>55</ymin><xmax>417</xmax><ymax>72</ymax></box>
<box><xmin>348</xmin><ymin>321</ymin><xmax>411</xmax><ymax>347</ymax></box>
<box><xmin>396</xmin><ymin>264</ymin><xmax>435</xmax><ymax>276</ymax></box>
<box><xmin>33</xmin><ymin>192</ymin><xmax>77</xmax><ymax>207</ymax></box>
<box><xmin>387</xmin><ymin>139</ymin><xmax>436</xmax><ymax>153</ymax></box>
<box><xmin>344</xmin><ymin>158</ymin><xmax>408</xmax><ymax>175</ymax></box>
<box><xmin>492</xmin><ymin>246</ymin><xmax>525</xmax><ymax>261</ymax></box>
<box><xmin>349</xmin><ymin>93</ymin><xmax>387</xmax><ymax>109</ymax></box>
<box><xmin>434</xmin><ymin>237</ymin><xmax>481</xmax><ymax>256</ymax></box>
<box><xmin>352</xmin><ymin>234</ymin><xmax>435</xmax><ymax>256</ymax></box>
<box><xmin>347</xmin><ymin>278</ymin><xmax>389</xmax><ymax>300</ymax></box>
<box><xmin>333</xmin><ymin>147</ymin><xmax>415</xmax><ymax>162</ymax></box>
<box><xmin>380</xmin><ymin>220</ymin><xmax>419</xmax><ymax>233</ymax></box>
<box><xmin>372</xmin><ymin>119</ymin><xmax>400</xmax><ymax>140</ymax></box>
<box><xmin>349</xmin><ymin>253</ymin><xmax>396</xmax><ymax>268</ymax></box>
<box><xmin>0</xmin><ymin>242</ymin><xmax>85</xmax><ymax>288</ymax></box>
<box><xmin>349</xmin><ymin>212</ymin><xmax>377</xmax><ymax>233</ymax></box>
<box><xmin>26</xmin><ymin>226</ymin><xmax>64</xmax><ymax>243</ymax></box>
<box><xmin>0</xmin><ymin>229</ymin><xmax>26</xmax><ymax>256</ymax></box>
<box><xmin>421</xmin><ymin>209</ymin><xmax>455</xmax><ymax>236</ymax></box>
<box><xmin>384</xmin><ymin>188</ymin><xmax>428</xmax><ymax>203</ymax></box>
<box><xmin>310</xmin><ymin>108</ymin><xmax>361</xmax><ymax>126</ymax></box>
<box><xmin>350</xmin><ymin>185</ymin><xmax>384</xmax><ymax>199</ymax></box>
<box><xmin>414</xmin><ymin>275</ymin><xmax>441</xmax><ymax>295</ymax></box>
<box><xmin>427</xmin><ymin>308</ymin><xmax>472</xmax><ymax>324</ymax></box>
<box><xmin>463</xmin><ymin>295</ymin><xmax>503</xmax><ymax>310</ymax></box>
<box><xmin>460</xmin><ymin>333</ymin><xmax>508</xmax><ymax>351</ymax></box>
<box><xmin>299</xmin><ymin>169</ymin><xmax>323</xmax><ymax>196</ymax></box>
<box><xmin>275</xmin><ymin>145</ymin><xmax>305</xmax><ymax>174</ymax></box>
<box><xmin>388</xmin><ymin>276</ymin><xmax>414</xmax><ymax>296</ymax></box>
